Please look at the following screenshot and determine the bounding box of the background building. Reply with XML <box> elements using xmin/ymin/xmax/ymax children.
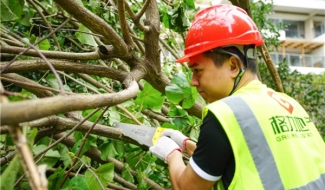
<box><xmin>196</xmin><ymin>0</ymin><xmax>325</xmax><ymax>74</ymax></box>
<box><xmin>270</xmin><ymin>0</ymin><xmax>325</xmax><ymax>74</ymax></box>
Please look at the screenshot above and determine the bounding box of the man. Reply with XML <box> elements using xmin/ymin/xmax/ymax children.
<box><xmin>150</xmin><ymin>4</ymin><xmax>325</xmax><ymax>190</ymax></box>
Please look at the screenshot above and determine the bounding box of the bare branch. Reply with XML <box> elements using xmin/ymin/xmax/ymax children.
<box><xmin>0</xmin><ymin>46</ymin><xmax>109</xmax><ymax>60</ymax></box>
<box><xmin>27</xmin><ymin>0</ymin><xmax>61</xmax><ymax>50</ymax></box>
<box><xmin>0</xmin><ymin>60</ymin><xmax>128</xmax><ymax>82</ymax></box>
<box><xmin>59</xmin><ymin>107</ymin><xmax>108</xmax><ymax>188</ymax></box>
<box><xmin>1</xmin><ymin>80</ymin><xmax>139</xmax><ymax>125</ymax></box>
<box><xmin>135</xmin><ymin>0</ymin><xmax>151</xmax><ymax>22</ymax></box>
<box><xmin>53</xmin><ymin>132</ymin><xmax>166</xmax><ymax>190</ymax></box>
<box><xmin>0</xmin><ymin>30</ymin><xmax>24</xmax><ymax>47</ymax></box>
<box><xmin>53</xmin><ymin>0</ymin><xmax>130</xmax><ymax>58</ymax></box>
<box><xmin>141</xmin><ymin>109</ymin><xmax>170</xmax><ymax>123</ymax></box>
<box><xmin>159</xmin><ymin>37</ymin><xmax>180</xmax><ymax>59</ymax></box>
<box><xmin>0</xmin><ymin>27</ymin><xmax>65</xmax><ymax>93</ymax></box>
<box><xmin>1</xmin><ymin>74</ymin><xmax>67</xmax><ymax>97</ymax></box>
<box><xmin>77</xmin><ymin>73</ymin><xmax>143</xmax><ymax>125</ymax></box>
<box><xmin>117</xmin><ymin>0</ymin><xmax>134</xmax><ymax>47</ymax></box>
<box><xmin>124</xmin><ymin>1</ymin><xmax>150</xmax><ymax>32</ymax></box>
<box><xmin>259</xmin><ymin>45</ymin><xmax>284</xmax><ymax>92</ymax></box>
<box><xmin>0</xmin><ymin>82</ymin><xmax>47</xmax><ymax>190</ymax></box>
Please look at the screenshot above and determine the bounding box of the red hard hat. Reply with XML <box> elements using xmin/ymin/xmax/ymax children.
<box><xmin>176</xmin><ymin>4</ymin><xmax>264</xmax><ymax>63</ymax></box>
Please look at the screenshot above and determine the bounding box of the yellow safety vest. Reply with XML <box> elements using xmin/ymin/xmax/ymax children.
<box><xmin>203</xmin><ymin>80</ymin><xmax>325</xmax><ymax>190</ymax></box>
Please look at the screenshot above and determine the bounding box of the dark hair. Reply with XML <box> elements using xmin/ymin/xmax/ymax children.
<box><xmin>203</xmin><ymin>46</ymin><xmax>258</xmax><ymax>74</ymax></box>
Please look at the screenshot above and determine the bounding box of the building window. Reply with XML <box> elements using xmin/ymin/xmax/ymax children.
<box><xmin>270</xmin><ymin>19</ymin><xmax>305</xmax><ymax>39</ymax></box>
<box><xmin>283</xmin><ymin>20</ymin><xmax>305</xmax><ymax>39</ymax></box>
<box><xmin>314</xmin><ymin>21</ymin><xmax>325</xmax><ymax>38</ymax></box>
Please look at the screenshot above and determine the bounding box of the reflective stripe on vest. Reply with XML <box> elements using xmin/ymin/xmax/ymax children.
<box><xmin>222</xmin><ymin>96</ymin><xmax>325</xmax><ymax>190</ymax></box>
<box><xmin>292</xmin><ymin>173</ymin><xmax>325</xmax><ymax>190</ymax></box>
<box><xmin>222</xmin><ymin>97</ymin><xmax>284</xmax><ymax>190</ymax></box>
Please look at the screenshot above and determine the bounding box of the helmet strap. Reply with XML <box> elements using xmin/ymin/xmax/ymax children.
<box><xmin>213</xmin><ymin>48</ymin><xmax>247</xmax><ymax>96</ymax></box>
<box><xmin>224</xmin><ymin>45</ymin><xmax>256</xmax><ymax>95</ymax></box>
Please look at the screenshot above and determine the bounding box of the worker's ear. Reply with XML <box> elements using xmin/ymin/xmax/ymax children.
<box><xmin>229</xmin><ymin>56</ymin><xmax>241</xmax><ymax>79</ymax></box>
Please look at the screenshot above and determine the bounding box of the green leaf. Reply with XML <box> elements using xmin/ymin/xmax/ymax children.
<box><xmin>38</xmin><ymin>38</ymin><xmax>50</xmax><ymax>50</ymax></box>
<box><xmin>72</xmin><ymin>139</ymin><xmax>91</xmax><ymax>158</ymax></box>
<box><xmin>48</xmin><ymin>167</ymin><xmax>70</xmax><ymax>190</ymax></box>
<box><xmin>33</xmin><ymin>144</ymin><xmax>61</xmax><ymax>169</ymax></box>
<box><xmin>26</xmin><ymin>127</ymin><xmax>38</xmax><ymax>146</ymax></box>
<box><xmin>113</xmin><ymin>140</ymin><xmax>125</xmax><ymax>159</ymax></box>
<box><xmin>122</xmin><ymin>163</ymin><xmax>134</xmax><ymax>183</ymax></box>
<box><xmin>85</xmin><ymin>169</ymin><xmax>102</xmax><ymax>190</ymax></box>
<box><xmin>165</xmin><ymin>85</ymin><xmax>183</xmax><ymax>104</ymax></box>
<box><xmin>126</xmin><ymin>150</ymin><xmax>152</xmax><ymax>171</ymax></box>
<box><xmin>134</xmin><ymin>82</ymin><xmax>165</xmax><ymax>111</ymax></box>
<box><xmin>33</xmin><ymin>144</ymin><xmax>61</xmax><ymax>158</ymax></box>
<box><xmin>46</xmin><ymin>74</ymin><xmax>60</xmax><ymax>89</ymax></box>
<box><xmin>85</xmin><ymin>163</ymin><xmax>114</xmax><ymax>189</ymax></box>
<box><xmin>105</xmin><ymin>108</ymin><xmax>120</xmax><ymax>126</ymax></box>
<box><xmin>166</xmin><ymin>72</ymin><xmax>198</xmax><ymax>108</ymax></box>
<box><xmin>161</xmin><ymin>122</ymin><xmax>178</xmax><ymax>129</ymax></box>
<box><xmin>75</xmin><ymin>24</ymin><xmax>98</xmax><ymax>46</ymax></box>
<box><xmin>136</xmin><ymin>172</ymin><xmax>149</xmax><ymax>190</ymax></box>
<box><xmin>98</xmin><ymin>141</ymin><xmax>117</xmax><ymax>160</ymax></box>
<box><xmin>97</xmin><ymin>162</ymin><xmax>115</xmax><ymax>182</ymax></box>
<box><xmin>20</xmin><ymin>7</ymin><xmax>34</xmax><ymax>26</ymax></box>
<box><xmin>7</xmin><ymin>0</ymin><xmax>24</xmax><ymax>19</ymax></box>
<box><xmin>181</xmin><ymin>87</ymin><xmax>198</xmax><ymax>109</ymax></box>
<box><xmin>69</xmin><ymin>176</ymin><xmax>89</xmax><ymax>190</ymax></box>
<box><xmin>8</xmin><ymin>89</ymin><xmax>36</xmax><ymax>101</ymax></box>
<box><xmin>0</xmin><ymin>155</ymin><xmax>21</xmax><ymax>190</ymax></box>
<box><xmin>162</xmin><ymin>12</ymin><xmax>170</xmax><ymax>28</ymax></box>
<box><xmin>82</xmin><ymin>109</ymin><xmax>103</xmax><ymax>122</ymax></box>
<box><xmin>89</xmin><ymin>0</ymin><xmax>100</xmax><ymax>12</ymax></box>
<box><xmin>0</xmin><ymin>1</ymin><xmax>18</xmax><ymax>21</ymax></box>
<box><xmin>171</xmin><ymin>72</ymin><xmax>190</xmax><ymax>89</ymax></box>
<box><xmin>184</xmin><ymin>0</ymin><xmax>195</xmax><ymax>9</ymax></box>
<box><xmin>58</xmin><ymin>144</ymin><xmax>72</xmax><ymax>168</ymax></box>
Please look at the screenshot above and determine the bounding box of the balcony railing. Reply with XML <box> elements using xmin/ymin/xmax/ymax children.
<box><xmin>269</xmin><ymin>52</ymin><xmax>325</xmax><ymax>68</ymax></box>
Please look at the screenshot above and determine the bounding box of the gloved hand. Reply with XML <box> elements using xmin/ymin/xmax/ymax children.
<box><xmin>161</xmin><ymin>129</ymin><xmax>190</xmax><ymax>152</ymax></box>
<box><xmin>149</xmin><ymin>136</ymin><xmax>182</xmax><ymax>162</ymax></box>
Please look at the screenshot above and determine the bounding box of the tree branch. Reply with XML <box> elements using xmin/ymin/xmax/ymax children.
<box><xmin>0</xmin><ymin>82</ymin><xmax>47</xmax><ymax>190</ymax></box>
<box><xmin>27</xmin><ymin>0</ymin><xmax>61</xmax><ymax>50</ymax></box>
<box><xmin>1</xmin><ymin>79</ymin><xmax>139</xmax><ymax>125</ymax></box>
<box><xmin>117</xmin><ymin>0</ymin><xmax>134</xmax><ymax>47</ymax></box>
<box><xmin>0</xmin><ymin>60</ymin><xmax>128</xmax><ymax>82</ymax></box>
<box><xmin>124</xmin><ymin>1</ymin><xmax>150</xmax><ymax>32</ymax></box>
<box><xmin>0</xmin><ymin>46</ymin><xmax>110</xmax><ymax>60</ymax></box>
<box><xmin>53</xmin><ymin>0</ymin><xmax>130</xmax><ymax>58</ymax></box>
<box><xmin>53</xmin><ymin>132</ymin><xmax>165</xmax><ymax>190</ymax></box>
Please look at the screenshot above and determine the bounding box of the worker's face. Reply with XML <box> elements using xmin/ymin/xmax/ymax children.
<box><xmin>189</xmin><ymin>53</ymin><xmax>234</xmax><ymax>103</ymax></box>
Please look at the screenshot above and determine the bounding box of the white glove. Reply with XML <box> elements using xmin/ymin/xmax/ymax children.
<box><xmin>149</xmin><ymin>136</ymin><xmax>182</xmax><ymax>162</ymax></box>
<box><xmin>161</xmin><ymin>129</ymin><xmax>190</xmax><ymax>152</ymax></box>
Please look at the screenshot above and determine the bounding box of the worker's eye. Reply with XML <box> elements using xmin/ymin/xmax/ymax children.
<box><xmin>193</xmin><ymin>69</ymin><xmax>201</xmax><ymax>74</ymax></box>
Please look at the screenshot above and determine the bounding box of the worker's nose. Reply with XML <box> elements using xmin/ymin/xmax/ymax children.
<box><xmin>190</xmin><ymin>76</ymin><xmax>198</xmax><ymax>87</ymax></box>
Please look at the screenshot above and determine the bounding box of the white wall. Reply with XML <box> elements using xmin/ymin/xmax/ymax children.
<box><xmin>273</xmin><ymin>0</ymin><xmax>325</xmax><ymax>10</ymax></box>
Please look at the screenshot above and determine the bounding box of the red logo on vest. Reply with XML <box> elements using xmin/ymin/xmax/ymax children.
<box><xmin>267</xmin><ymin>91</ymin><xmax>294</xmax><ymax>114</ymax></box>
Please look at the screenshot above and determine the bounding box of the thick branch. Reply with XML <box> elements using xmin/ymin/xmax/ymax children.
<box><xmin>53</xmin><ymin>0</ymin><xmax>130</xmax><ymax>58</ymax></box>
<box><xmin>2</xmin><ymin>73</ymin><xmax>54</xmax><ymax>98</ymax></box>
<box><xmin>1</xmin><ymin>80</ymin><xmax>139</xmax><ymax>125</ymax></box>
<box><xmin>0</xmin><ymin>46</ymin><xmax>110</xmax><ymax>60</ymax></box>
<box><xmin>0</xmin><ymin>60</ymin><xmax>128</xmax><ymax>82</ymax></box>
<box><xmin>117</xmin><ymin>0</ymin><xmax>134</xmax><ymax>47</ymax></box>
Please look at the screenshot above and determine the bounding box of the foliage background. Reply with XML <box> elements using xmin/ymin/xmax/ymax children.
<box><xmin>0</xmin><ymin>0</ymin><xmax>324</xmax><ymax>189</ymax></box>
